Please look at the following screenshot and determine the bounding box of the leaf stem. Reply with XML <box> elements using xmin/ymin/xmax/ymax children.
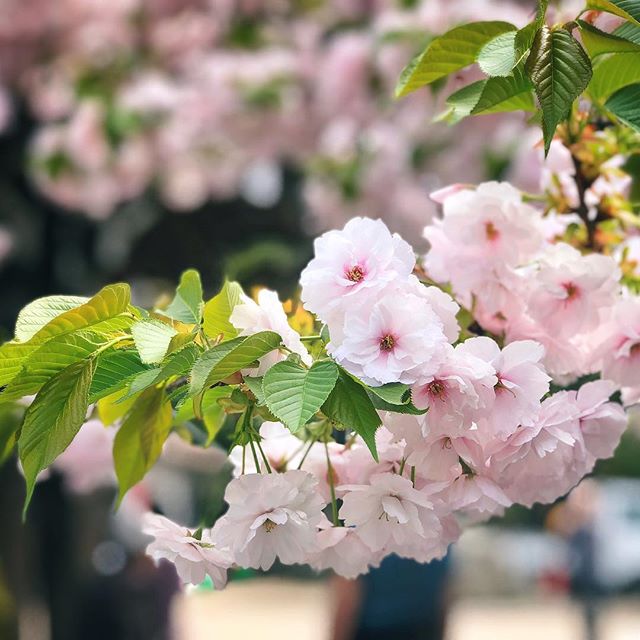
<box><xmin>325</xmin><ymin>441</ymin><xmax>340</xmax><ymax>526</ymax></box>
<box><xmin>249</xmin><ymin>438</ymin><xmax>261</xmax><ymax>473</ymax></box>
<box><xmin>296</xmin><ymin>437</ymin><xmax>317</xmax><ymax>469</ymax></box>
<box><xmin>255</xmin><ymin>438</ymin><xmax>273</xmax><ymax>473</ymax></box>
<box><xmin>300</xmin><ymin>335</ymin><xmax>322</xmax><ymax>342</ymax></box>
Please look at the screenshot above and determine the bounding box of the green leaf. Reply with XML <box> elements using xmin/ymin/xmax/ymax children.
<box><xmin>202</xmin><ymin>280</ymin><xmax>243</xmax><ymax>341</ymax></box>
<box><xmin>19</xmin><ymin>358</ymin><xmax>97</xmax><ymax>514</ymax></box>
<box><xmin>119</xmin><ymin>343</ymin><xmax>200</xmax><ymax>400</ymax></box>
<box><xmin>201</xmin><ymin>388</ymin><xmax>229</xmax><ymax>445</ymax></box>
<box><xmin>478</xmin><ymin>31</ymin><xmax>517</xmax><ymax>76</ymax></box>
<box><xmin>89</xmin><ymin>349</ymin><xmax>151</xmax><ymax>402</ymax></box>
<box><xmin>0</xmin><ymin>332</ymin><xmax>112</xmax><ymax>405</ymax></box>
<box><xmin>586</xmin><ymin>0</ymin><xmax>640</xmax><ymax>26</ymax></box>
<box><xmin>161</xmin><ymin>269</ymin><xmax>203</xmax><ymax>325</ymax></box>
<box><xmin>441</xmin><ymin>81</ymin><xmax>487</xmax><ymax>123</ymax></box>
<box><xmin>395</xmin><ymin>21</ymin><xmax>516</xmax><ymax>97</ymax></box>
<box><xmin>131</xmin><ymin>319</ymin><xmax>177</xmax><ymax>364</ymax></box>
<box><xmin>614</xmin><ymin>21</ymin><xmax>640</xmax><ymax>43</ymax></box>
<box><xmin>321</xmin><ymin>371</ymin><xmax>381</xmax><ymax>461</ymax></box>
<box><xmin>113</xmin><ymin>386</ymin><xmax>173</xmax><ymax>504</ymax></box>
<box><xmin>15</xmin><ymin>295</ymin><xmax>88</xmax><ymax>342</ymax></box>
<box><xmin>578</xmin><ymin>20</ymin><xmax>640</xmax><ymax>56</ymax></box>
<box><xmin>0</xmin><ymin>284</ymin><xmax>133</xmax><ymax>388</ymax></box>
<box><xmin>189</xmin><ymin>331</ymin><xmax>281</xmax><ymax>397</ymax></box>
<box><xmin>588</xmin><ymin>52</ymin><xmax>640</xmax><ymax>102</ymax></box>
<box><xmin>515</xmin><ymin>22</ymin><xmax>539</xmax><ymax>60</ymax></box>
<box><xmin>0</xmin><ymin>403</ymin><xmax>25</xmax><ymax>464</ymax></box>
<box><xmin>366</xmin><ymin>382</ymin><xmax>411</xmax><ymax>405</ymax></box>
<box><xmin>526</xmin><ymin>26</ymin><xmax>592</xmax><ymax>154</ymax></box>
<box><xmin>244</xmin><ymin>376</ymin><xmax>265</xmax><ymax>404</ymax></box>
<box><xmin>442</xmin><ymin>67</ymin><xmax>534</xmax><ymax>123</ymax></box>
<box><xmin>606</xmin><ymin>83</ymin><xmax>640</xmax><ymax>131</ymax></box>
<box><xmin>263</xmin><ymin>360</ymin><xmax>339</xmax><ymax>433</ymax></box>
<box><xmin>28</xmin><ymin>283</ymin><xmax>132</xmax><ymax>345</ymax></box>
<box><xmin>472</xmin><ymin>67</ymin><xmax>536</xmax><ymax>114</ymax></box>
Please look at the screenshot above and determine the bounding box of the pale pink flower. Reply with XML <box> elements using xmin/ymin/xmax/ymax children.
<box><xmin>143</xmin><ymin>513</ymin><xmax>233</xmax><ymax>588</ymax></box>
<box><xmin>600</xmin><ymin>298</ymin><xmax>640</xmax><ymax>388</ymax></box>
<box><xmin>495</xmin><ymin>392</ymin><xmax>584</xmax><ymax>507</ymax></box>
<box><xmin>528</xmin><ymin>243</ymin><xmax>620</xmax><ymax>337</ymax></box>
<box><xmin>230</xmin><ymin>288</ymin><xmax>311</xmax><ymax>373</ymax></box>
<box><xmin>412</xmin><ymin>343</ymin><xmax>497</xmax><ymax>434</ymax></box>
<box><xmin>576</xmin><ymin>380</ymin><xmax>626</xmax><ymax>461</ymax></box>
<box><xmin>339</xmin><ymin>472</ymin><xmax>441</xmax><ymax>554</ymax></box>
<box><xmin>331</xmin><ymin>291</ymin><xmax>448</xmax><ymax>386</ymax></box>
<box><xmin>406</xmin><ymin>276</ymin><xmax>460</xmax><ymax>343</ymax></box>
<box><xmin>212</xmin><ymin>471</ymin><xmax>325</xmax><ymax>570</ymax></box>
<box><xmin>300</xmin><ymin>217</ymin><xmax>415</xmax><ymax>325</ymax></box>
<box><xmin>456</xmin><ymin>337</ymin><xmax>550</xmax><ymax>437</ymax></box>
<box><xmin>310</xmin><ymin>522</ymin><xmax>379</xmax><ymax>579</ymax></box>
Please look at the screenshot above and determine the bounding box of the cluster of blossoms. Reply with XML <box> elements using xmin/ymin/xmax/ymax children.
<box><xmin>0</xmin><ymin>0</ymin><xmax>535</xmax><ymax>234</ymax></box>
<box><xmin>144</xmin><ymin>190</ymin><xmax>630</xmax><ymax>584</ymax></box>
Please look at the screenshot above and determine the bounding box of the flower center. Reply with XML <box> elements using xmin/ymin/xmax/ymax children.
<box><xmin>263</xmin><ymin>519</ymin><xmax>277</xmax><ymax>533</ymax></box>
<box><xmin>379</xmin><ymin>334</ymin><xmax>395</xmax><ymax>351</ymax></box>
<box><xmin>428</xmin><ymin>380</ymin><xmax>446</xmax><ymax>399</ymax></box>
<box><xmin>345</xmin><ymin>265</ymin><xmax>365</xmax><ymax>282</ymax></box>
<box><xmin>562</xmin><ymin>282</ymin><xmax>579</xmax><ymax>300</ymax></box>
<box><xmin>485</xmin><ymin>221</ymin><xmax>500</xmax><ymax>241</ymax></box>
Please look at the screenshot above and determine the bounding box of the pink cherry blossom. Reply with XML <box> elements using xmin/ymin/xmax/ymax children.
<box><xmin>212</xmin><ymin>471</ymin><xmax>325</xmax><ymax>570</ymax></box>
<box><xmin>330</xmin><ymin>290</ymin><xmax>448</xmax><ymax>386</ymax></box>
<box><xmin>310</xmin><ymin>522</ymin><xmax>380</xmax><ymax>579</ymax></box>
<box><xmin>412</xmin><ymin>343</ymin><xmax>497</xmax><ymax>434</ymax></box>
<box><xmin>300</xmin><ymin>217</ymin><xmax>415</xmax><ymax>325</ymax></box>
<box><xmin>143</xmin><ymin>513</ymin><xmax>233</xmax><ymax>589</ymax></box>
<box><xmin>339</xmin><ymin>472</ymin><xmax>442</xmax><ymax>554</ymax></box>
<box><xmin>528</xmin><ymin>243</ymin><xmax>620</xmax><ymax>337</ymax></box>
<box><xmin>600</xmin><ymin>297</ymin><xmax>640</xmax><ymax>389</ymax></box>
<box><xmin>456</xmin><ymin>337</ymin><xmax>550</xmax><ymax>438</ymax></box>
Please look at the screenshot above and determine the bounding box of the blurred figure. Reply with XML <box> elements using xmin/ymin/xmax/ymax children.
<box><xmin>330</xmin><ymin>554</ymin><xmax>451</xmax><ymax>640</ymax></box>
<box><xmin>548</xmin><ymin>480</ymin><xmax>602</xmax><ymax>640</ymax></box>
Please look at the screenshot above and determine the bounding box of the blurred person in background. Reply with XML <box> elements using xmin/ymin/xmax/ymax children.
<box><xmin>548</xmin><ymin>481</ymin><xmax>602</xmax><ymax>640</ymax></box>
<box><xmin>331</xmin><ymin>554</ymin><xmax>451</xmax><ymax>640</ymax></box>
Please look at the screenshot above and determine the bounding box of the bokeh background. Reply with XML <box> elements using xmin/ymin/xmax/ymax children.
<box><xmin>1</xmin><ymin>1</ymin><xmax>640</xmax><ymax>639</ymax></box>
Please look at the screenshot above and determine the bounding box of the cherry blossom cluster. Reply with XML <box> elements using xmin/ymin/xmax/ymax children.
<box><xmin>144</xmin><ymin>196</ymin><xmax>630</xmax><ymax>586</ymax></box>
<box><xmin>1</xmin><ymin>0</ymin><xmax>532</xmax><ymax>232</ymax></box>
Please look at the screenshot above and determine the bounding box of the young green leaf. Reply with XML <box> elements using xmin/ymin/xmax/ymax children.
<box><xmin>586</xmin><ymin>0</ymin><xmax>640</xmax><ymax>26</ymax></box>
<box><xmin>15</xmin><ymin>295</ymin><xmax>88</xmax><ymax>342</ymax></box>
<box><xmin>202</xmin><ymin>280</ymin><xmax>243</xmax><ymax>341</ymax></box>
<box><xmin>525</xmin><ymin>26</ymin><xmax>592</xmax><ymax>154</ymax></box>
<box><xmin>243</xmin><ymin>376</ymin><xmax>266</xmax><ymax>404</ymax></box>
<box><xmin>0</xmin><ymin>332</ymin><xmax>113</xmax><ymax>405</ymax></box>
<box><xmin>19</xmin><ymin>357</ymin><xmax>97</xmax><ymax>514</ymax></box>
<box><xmin>395</xmin><ymin>21</ymin><xmax>516</xmax><ymax>97</ymax></box>
<box><xmin>478</xmin><ymin>31</ymin><xmax>517</xmax><ymax>76</ymax></box>
<box><xmin>263</xmin><ymin>359</ymin><xmax>339</xmax><ymax>433</ymax></box>
<box><xmin>442</xmin><ymin>67</ymin><xmax>534</xmax><ymax>123</ymax></box>
<box><xmin>606</xmin><ymin>83</ymin><xmax>640</xmax><ymax>132</ymax></box>
<box><xmin>161</xmin><ymin>269</ymin><xmax>204</xmax><ymax>325</ymax></box>
<box><xmin>131</xmin><ymin>319</ymin><xmax>178</xmax><ymax>364</ymax></box>
<box><xmin>113</xmin><ymin>386</ymin><xmax>173</xmax><ymax>504</ymax></box>
<box><xmin>588</xmin><ymin>52</ymin><xmax>640</xmax><ymax>102</ymax></box>
<box><xmin>578</xmin><ymin>20</ymin><xmax>640</xmax><ymax>56</ymax></box>
<box><xmin>189</xmin><ymin>331</ymin><xmax>281</xmax><ymax>397</ymax></box>
<box><xmin>27</xmin><ymin>283</ymin><xmax>132</xmax><ymax>345</ymax></box>
<box><xmin>321</xmin><ymin>370</ymin><xmax>381</xmax><ymax>461</ymax></box>
<box><xmin>365</xmin><ymin>382</ymin><xmax>412</xmax><ymax>405</ymax></box>
<box><xmin>472</xmin><ymin>67</ymin><xmax>535</xmax><ymax>114</ymax></box>
<box><xmin>89</xmin><ymin>349</ymin><xmax>151</xmax><ymax>402</ymax></box>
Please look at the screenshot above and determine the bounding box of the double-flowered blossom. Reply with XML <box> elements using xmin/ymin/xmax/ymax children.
<box><xmin>300</xmin><ymin>216</ymin><xmax>415</xmax><ymax>326</ymax></box>
<box><xmin>212</xmin><ymin>470</ymin><xmax>325</xmax><ymax>571</ymax></box>
<box><xmin>143</xmin><ymin>513</ymin><xmax>233</xmax><ymax>589</ymax></box>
